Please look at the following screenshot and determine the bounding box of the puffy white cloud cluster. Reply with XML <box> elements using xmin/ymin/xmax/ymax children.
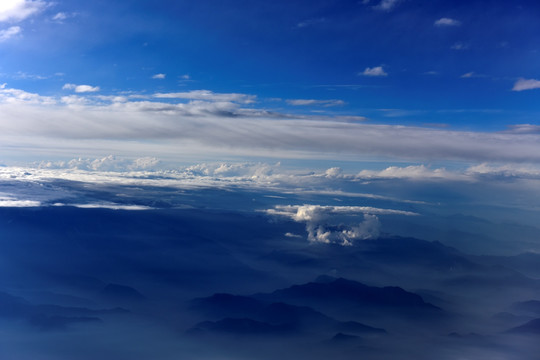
<box><xmin>37</xmin><ymin>155</ymin><xmax>161</xmax><ymax>172</ymax></box>
<box><xmin>267</xmin><ymin>204</ymin><xmax>417</xmax><ymax>246</ymax></box>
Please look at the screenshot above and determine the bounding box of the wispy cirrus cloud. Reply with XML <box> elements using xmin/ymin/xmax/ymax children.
<box><xmin>0</xmin><ymin>25</ymin><xmax>20</xmax><ymax>41</ymax></box>
<box><xmin>286</xmin><ymin>99</ymin><xmax>345</xmax><ymax>107</ymax></box>
<box><xmin>154</xmin><ymin>90</ymin><xmax>256</xmax><ymax>104</ymax></box>
<box><xmin>512</xmin><ymin>78</ymin><xmax>540</xmax><ymax>92</ymax></box>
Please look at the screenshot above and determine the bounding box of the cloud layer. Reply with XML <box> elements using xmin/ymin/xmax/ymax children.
<box><xmin>1</xmin><ymin>86</ymin><xmax>540</xmax><ymax>164</ymax></box>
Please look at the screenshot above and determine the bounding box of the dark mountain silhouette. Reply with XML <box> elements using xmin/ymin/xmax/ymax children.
<box><xmin>329</xmin><ymin>332</ymin><xmax>361</xmax><ymax>343</ymax></box>
<box><xmin>28</xmin><ymin>315</ymin><xmax>102</xmax><ymax>331</ymax></box>
<box><xmin>188</xmin><ymin>318</ymin><xmax>289</xmax><ymax>336</ymax></box>
<box><xmin>99</xmin><ymin>283</ymin><xmax>146</xmax><ymax>302</ymax></box>
<box><xmin>0</xmin><ymin>290</ymin><xmax>125</xmax><ymax>330</ymax></box>
<box><xmin>359</xmin><ymin>237</ymin><xmax>479</xmax><ymax>272</ymax></box>
<box><xmin>255</xmin><ymin>277</ymin><xmax>440</xmax><ymax>311</ymax></box>
<box><xmin>511</xmin><ymin>300</ymin><xmax>540</xmax><ymax>315</ymax></box>
<box><xmin>474</xmin><ymin>252</ymin><xmax>540</xmax><ymax>278</ymax></box>
<box><xmin>506</xmin><ymin>318</ymin><xmax>540</xmax><ymax>334</ymax></box>
<box><xmin>190</xmin><ymin>293</ymin><xmax>264</xmax><ymax>319</ymax></box>
<box><xmin>189</xmin><ymin>290</ymin><xmax>386</xmax><ymax>336</ymax></box>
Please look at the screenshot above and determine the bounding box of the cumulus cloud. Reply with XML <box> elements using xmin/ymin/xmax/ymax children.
<box><xmin>63</xmin><ymin>83</ymin><xmax>100</xmax><ymax>93</ymax></box>
<box><xmin>512</xmin><ymin>78</ymin><xmax>540</xmax><ymax>92</ymax></box>
<box><xmin>286</xmin><ymin>99</ymin><xmax>345</xmax><ymax>107</ymax></box>
<box><xmin>154</xmin><ymin>90</ymin><xmax>256</xmax><ymax>104</ymax></box>
<box><xmin>267</xmin><ymin>204</ymin><xmax>417</xmax><ymax>245</ymax></box>
<box><xmin>152</xmin><ymin>73</ymin><xmax>166</xmax><ymax>79</ymax></box>
<box><xmin>0</xmin><ymin>0</ymin><xmax>47</xmax><ymax>22</ymax></box>
<box><xmin>37</xmin><ymin>155</ymin><xmax>161</xmax><ymax>172</ymax></box>
<box><xmin>434</xmin><ymin>18</ymin><xmax>461</xmax><ymax>27</ymax></box>
<box><xmin>0</xmin><ymin>25</ymin><xmax>20</xmax><ymax>41</ymax></box>
<box><xmin>361</xmin><ymin>66</ymin><xmax>387</xmax><ymax>77</ymax></box>
<box><xmin>0</xmin><ymin>86</ymin><xmax>55</xmax><ymax>104</ymax></box>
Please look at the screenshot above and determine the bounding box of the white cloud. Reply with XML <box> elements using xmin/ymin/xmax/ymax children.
<box><xmin>268</xmin><ymin>204</ymin><xmax>418</xmax><ymax>220</ymax></box>
<box><xmin>0</xmin><ymin>86</ymin><xmax>55</xmax><ymax>104</ymax></box>
<box><xmin>154</xmin><ymin>90</ymin><xmax>256</xmax><ymax>104</ymax></box>
<box><xmin>357</xmin><ymin>165</ymin><xmax>465</xmax><ymax>181</ymax></box>
<box><xmin>52</xmin><ymin>12</ymin><xmax>66</xmax><ymax>21</ymax></box>
<box><xmin>152</xmin><ymin>73</ymin><xmax>166</xmax><ymax>79</ymax></box>
<box><xmin>0</xmin><ymin>0</ymin><xmax>46</xmax><ymax>22</ymax></box>
<box><xmin>373</xmin><ymin>0</ymin><xmax>400</xmax><ymax>11</ymax></box>
<box><xmin>0</xmin><ymin>25</ymin><xmax>20</xmax><ymax>41</ymax></box>
<box><xmin>361</xmin><ymin>66</ymin><xmax>387</xmax><ymax>77</ymax></box>
<box><xmin>286</xmin><ymin>99</ymin><xmax>345</xmax><ymax>107</ymax></box>
<box><xmin>54</xmin><ymin>203</ymin><xmax>152</xmax><ymax>211</ymax></box>
<box><xmin>0</xmin><ymin>196</ymin><xmax>40</xmax><ymax>207</ymax></box>
<box><xmin>466</xmin><ymin>163</ymin><xmax>540</xmax><ymax>180</ymax></box>
<box><xmin>434</xmin><ymin>18</ymin><xmax>461</xmax><ymax>27</ymax></box>
<box><xmin>51</xmin><ymin>12</ymin><xmax>74</xmax><ymax>22</ymax></box>
<box><xmin>460</xmin><ymin>72</ymin><xmax>476</xmax><ymax>78</ymax></box>
<box><xmin>284</xmin><ymin>232</ymin><xmax>302</xmax><ymax>238</ymax></box>
<box><xmin>37</xmin><ymin>155</ymin><xmax>161</xmax><ymax>172</ymax></box>
<box><xmin>63</xmin><ymin>83</ymin><xmax>100</xmax><ymax>93</ymax></box>
<box><xmin>512</xmin><ymin>78</ymin><xmax>540</xmax><ymax>92</ymax></box>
